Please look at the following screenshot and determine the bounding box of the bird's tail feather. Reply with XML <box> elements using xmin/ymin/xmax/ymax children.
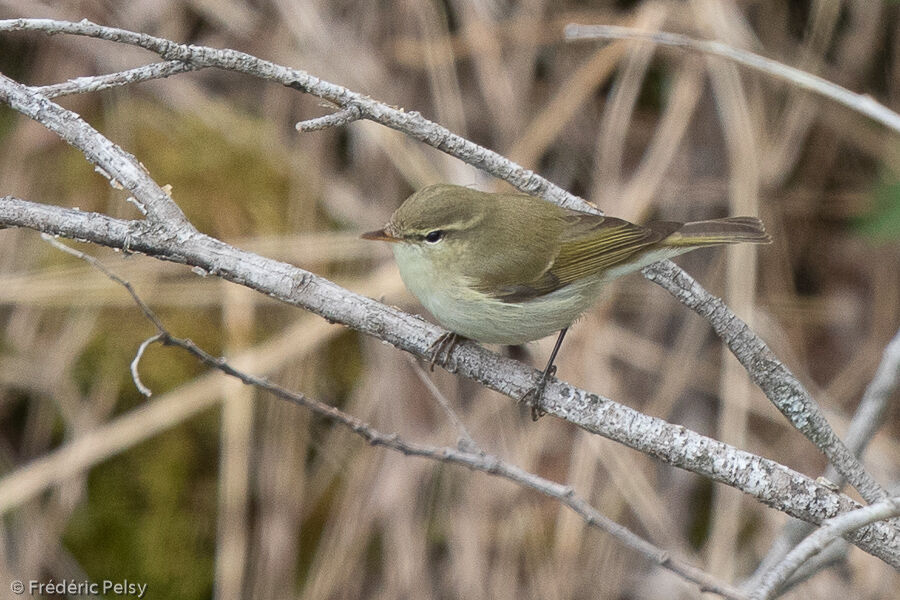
<box><xmin>661</xmin><ymin>217</ymin><xmax>771</xmax><ymax>247</ymax></box>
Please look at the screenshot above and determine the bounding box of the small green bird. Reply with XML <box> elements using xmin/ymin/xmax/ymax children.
<box><xmin>363</xmin><ymin>184</ymin><xmax>770</xmax><ymax>412</ymax></box>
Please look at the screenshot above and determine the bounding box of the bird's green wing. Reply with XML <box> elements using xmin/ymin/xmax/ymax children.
<box><xmin>485</xmin><ymin>213</ymin><xmax>678</xmax><ymax>302</ymax></box>
<box><xmin>550</xmin><ymin>214</ymin><xmax>678</xmax><ymax>284</ymax></box>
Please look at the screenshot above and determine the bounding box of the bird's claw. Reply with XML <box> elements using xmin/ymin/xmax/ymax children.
<box><xmin>522</xmin><ymin>365</ymin><xmax>556</xmax><ymax>420</ymax></box>
<box><xmin>427</xmin><ymin>332</ymin><xmax>458</xmax><ymax>371</ymax></box>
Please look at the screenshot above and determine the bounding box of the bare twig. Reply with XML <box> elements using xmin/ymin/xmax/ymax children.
<box><xmin>642</xmin><ymin>260</ymin><xmax>887</xmax><ymax>505</ymax></box>
<box><xmin>745</xmin><ymin>326</ymin><xmax>900</xmax><ymax>589</ymax></box>
<box><xmin>0</xmin><ymin>297</ymin><xmax>341</xmax><ymax>516</ymax></box>
<box><xmin>296</xmin><ymin>106</ymin><xmax>361</xmax><ymax>132</ymax></box>
<box><xmin>0</xmin><ymin>72</ymin><xmax>192</xmax><ymax>226</ymax></box>
<box><xmin>173</xmin><ymin>332</ymin><xmax>748</xmax><ymax>600</ymax></box>
<box><xmin>33</xmin><ymin>60</ymin><xmax>198</xmax><ymax>98</ymax></box>
<box><xmin>0</xmin><ymin>18</ymin><xmax>594</xmax><ymax>214</ymax></box>
<box><xmin>564</xmin><ymin>24</ymin><xmax>900</xmax><ymax>134</ymax></box>
<box><xmin>406</xmin><ymin>356</ymin><xmax>477</xmax><ymax>451</ymax></box>
<box><xmin>4</xmin><ymin>195</ymin><xmax>898</xmax><ymax>567</ymax></box>
<box><xmin>131</xmin><ymin>334</ymin><xmax>162</xmax><ymax>398</ymax></box>
<box><xmin>836</xmin><ymin>327</ymin><xmax>900</xmax><ymax>464</ymax></box>
<box><xmin>41</xmin><ymin>233</ymin><xmax>169</xmax><ymax>397</ymax></box>
<box><xmin>40</xmin><ymin>233</ymin><xmax>168</xmax><ymax>332</ymax></box>
<box><xmin>750</xmin><ymin>496</ymin><xmax>900</xmax><ymax>599</ymax></box>
<box><xmin>44</xmin><ymin>236</ymin><xmax>747</xmax><ymax>600</ymax></box>
<box><xmin>757</xmin><ymin>538</ymin><xmax>847</xmax><ymax>598</ymax></box>
<box><xmin>2</xmin><ymin>22</ymin><xmax>880</xmax><ymax>504</ymax></box>
<box><xmin>0</xmin><ymin>18</ymin><xmax>895</xmax><ymax>564</ymax></box>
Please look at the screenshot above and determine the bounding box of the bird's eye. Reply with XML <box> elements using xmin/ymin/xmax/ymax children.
<box><xmin>424</xmin><ymin>230</ymin><xmax>444</xmax><ymax>243</ymax></box>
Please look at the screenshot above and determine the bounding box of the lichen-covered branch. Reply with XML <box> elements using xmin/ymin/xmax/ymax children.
<box><xmin>0</xmin><ymin>17</ymin><xmax>895</xmax><ymax>567</ymax></box>
<box><xmin>750</xmin><ymin>496</ymin><xmax>900</xmax><ymax>599</ymax></box>
<box><xmin>0</xmin><ymin>72</ymin><xmax>191</xmax><ymax>226</ymax></box>
<box><xmin>0</xmin><ymin>21</ymin><xmax>879</xmax><ymax>500</ymax></box>
<box><xmin>45</xmin><ymin>235</ymin><xmax>747</xmax><ymax>599</ymax></box>
<box><xmin>0</xmin><ymin>17</ymin><xmax>594</xmax><ymax>213</ymax></box>
<box><xmin>1</xmin><ymin>195</ymin><xmax>897</xmax><ymax>567</ymax></box>
<box><xmin>642</xmin><ymin>261</ymin><xmax>887</xmax><ymax>504</ymax></box>
<box><xmin>34</xmin><ymin>59</ymin><xmax>197</xmax><ymax>98</ymax></box>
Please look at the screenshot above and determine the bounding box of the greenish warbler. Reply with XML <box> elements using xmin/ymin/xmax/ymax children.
<box><xmin>363</xmin><ymin>183</ymin><xmax>770</xmax><ymax>409</ymax></box>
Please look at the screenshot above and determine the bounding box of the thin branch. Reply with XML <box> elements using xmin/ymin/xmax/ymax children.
<box><xmin>0</xmin><ymin>18</ymin><xmax>894</xmax><ymax>562</ymax></box>
<box><xmin>131</xmin><ymin>334</ymin><xmax>162</xmax><ymax>398</ymax></box>
<box><xmin>406</xmin><ymin>355</ymin><xmax>477</xmax><ymax>451</ymax></box>
<box><xmin>33</xmin><ymin>60</ymin><xmax>198</xmax><ymax>98</ymax></box>
<box><xmin>3</xmin><ymin>22</ymin><xmax>879</xmax><ymax>501</ymax></box>
<box><xmin>3</xmin><ymin>195</ymin><xmax>898</xmax><ymax>567</ymax></box>
<box><xmin>769</xmin><ymin>539</ymin><xmax>847</xmax><ymax>597</ymax></box>
<box><xmin>40</xmin><ymin>233</ymin><xmax>168</xmax><ymax>332</ymax></box>
<box><xmin>41</xmin><ymin>233</ymin><xmax>169</xmax><ymax>397</ymax></box>
<box><xmin>836</xmin><ymin>327</ymin><xmax>900</xmax><ymax>464</ymax></box>
<box><xmin>745</xmin><ymin>326</ymin><xmax>900</xmax><ymax>589</ymax></box>
<box><xmin>44</xmin><ymin>236</ymin><xmax>747</xmax><ymax>600</ymax></box>
<box><xmin>175</xmin><ymin>335</ymin><xmax>749</xmax><ymax>600</ymax></box>
<box><xmin>0</xmin><ymin>72</ymin><xmax>192</xmax><ymax>227</ymax></box>
<box><xmin>564</xmin><ymin>24</ymin><xmax>900</xmax><ymax>134</ymax></box>
<box><xmin>296</xmin><ymin>106</ymin><xmax>361</xmax><ymax>132</ymax></box>
<box><xmin>0</xmin><ymin>18</ymin><xmax>595</xmax><ymax>214</ymax></box>
<box><xmin>642</xmin><ymin>260</ymin><xmax>887</xmax><ymax>505</ymax></box>
<box><xmin>751</xmin><ymin>496</ymin><xmax>900</xmax><ymax>599</ymax></box>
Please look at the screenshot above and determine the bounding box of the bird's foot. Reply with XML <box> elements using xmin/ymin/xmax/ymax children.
<box><xmin>427</xmin><ymin>331</ymin><xmax>459</xmax><ymax>371</ymax></box>
<box><xmin>521</xmin><ymin>364</ymin><xmax>556</xmax><ymax>421</ymax></box>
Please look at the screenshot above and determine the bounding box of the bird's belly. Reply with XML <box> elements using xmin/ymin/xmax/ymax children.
<box><xmin>432</xmin><ymin>294</ymin><xmax>586</xmax><ymax>344</ymax></box>
<box><xmin>392</xmin><ymin>244</ymin><xmax>598</xmax><ymax>344</ymax></box>
<box><xmin>415</xmin><ymin>281</ymin><xmax>596</xmax><ymax>345</ymax></box>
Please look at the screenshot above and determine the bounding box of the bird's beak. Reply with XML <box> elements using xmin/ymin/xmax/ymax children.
<box><xmin>361</xmin><ymin>226</ymin><xmax>401</xmax><ymax>243</ymax></box>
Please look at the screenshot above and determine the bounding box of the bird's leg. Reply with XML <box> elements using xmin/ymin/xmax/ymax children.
<box><xmin>427</xmin><ymin>331</ymin><xmax>459</xmax><ymax>371</ymax></box>
<box><xmin>523</xmin><ymin>328</ymin><xmax>568</xmax><ymax>420</ymax></box>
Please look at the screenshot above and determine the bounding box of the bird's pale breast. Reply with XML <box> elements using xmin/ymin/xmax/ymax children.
<box><xmin>392</xmin><ymin>242</ymin><xmax>596</xmax><ymax>344</ymax></box>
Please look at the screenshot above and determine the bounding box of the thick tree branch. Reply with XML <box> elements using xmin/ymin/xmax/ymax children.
<box><xmin>43</xmin><ymin>235</ymin><xmax>746</xmax><ymax>599</ymax></box>
<box><xmin>0</xmin><ymin>17</ymin><xmax>593</xmax><ymax>214</ymax></box>
<box><xmin>0</xmin><ymin>20</ymin><xmax>879</xmax><ymax>504</ymax></box>
<box><xmin>1</xmin><ymin>195</ymin><xmax>898</xmax><ymax>567</ymax></box>
<box><xmin>750</xmin><ymin>497</ymin><xmax>900</xmax><ymax>599</ymax></box>
<box><xmin>0</xmin><ymin>72</ymin><xmax>191</xmax><ymax>226</ymax></box>
<box><xmin>642</xmin><ymin>261</ymin><xmax>887</xmax><ymax>504</ymax></box>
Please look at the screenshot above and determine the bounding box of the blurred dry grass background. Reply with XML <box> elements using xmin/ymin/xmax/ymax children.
<box><xmin>0</xmin><ymin>0</ymin><xmax>899</xmax><ymax>598</ymax></box>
